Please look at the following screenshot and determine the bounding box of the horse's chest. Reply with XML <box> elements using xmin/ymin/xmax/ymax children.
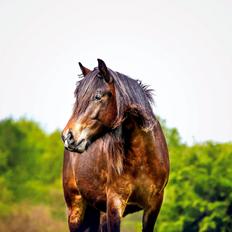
<box><xmin>73</xmin><ymin>152</ymin><xmax>108</xmax><ymax>207</ymax></box>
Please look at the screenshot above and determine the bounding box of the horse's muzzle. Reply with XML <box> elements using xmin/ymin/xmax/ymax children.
<box><xmin>61</xmin><ymin>131</ymin><xmax>90</xmax><ymax>153</ymax></box>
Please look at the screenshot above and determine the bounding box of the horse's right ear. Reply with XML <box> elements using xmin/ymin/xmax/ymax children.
<box><xmin>97</xmin><ymin>59</ymin><xmax>112</xmax><ymax>83</ymax></box>
<box><xmin>78</xmin><ymin>62</ymin><xmax>91</xmax><ymax>76</ymax></box>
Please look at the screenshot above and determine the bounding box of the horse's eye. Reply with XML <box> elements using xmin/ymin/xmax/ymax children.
<box><xmin>94</xmin><ymin>94</ymin><xmax>102</xmax><ymax>101</ymax></box>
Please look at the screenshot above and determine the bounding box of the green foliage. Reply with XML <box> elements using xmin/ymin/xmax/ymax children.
<box><xmin>0</xmin><ymin>117</ymin><xmax>231</xmax><ymax>231</ymax></box>
<box><xmin>0</xmin><ymin>118</ymin><xmax>65</xmax><ymax>218</ymax></box>
<box><xmin>156</xmin><ymin>119</ymin><xmax>232</xmax><ymax>232</ymax></box>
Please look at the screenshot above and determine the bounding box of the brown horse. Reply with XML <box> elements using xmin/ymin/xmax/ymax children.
<box><xmin>61</xmin><ymin>59</ymin><xmax>169</xmax><ymax>232</ymax></box>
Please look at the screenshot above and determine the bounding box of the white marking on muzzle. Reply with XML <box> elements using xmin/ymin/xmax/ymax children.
<box><xmin>64</xmin><ymin>140</ymin><xmax>69</xmax><ymax>148</ymax></box>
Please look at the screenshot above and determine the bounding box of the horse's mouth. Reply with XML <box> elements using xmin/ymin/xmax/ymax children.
<box><xmin>65</xmin><ymin>139</ymin><xmax>90</xmax><ymax>153</ymax></box>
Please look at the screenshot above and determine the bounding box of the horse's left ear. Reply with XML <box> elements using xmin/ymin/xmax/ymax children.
<box><xmin>79</xmin><ymin>62</ymin><xmax>91</xmax><ymax>76</ymax></box>
<box><xmin>97</xmin><ymin>59</ymin><xmax>112</xmax><ymax>83</ymax></box>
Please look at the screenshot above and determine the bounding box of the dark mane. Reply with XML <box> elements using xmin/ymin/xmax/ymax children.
<box><xmin>74</xmin><ymin>68</ymin><xmax>156</xmax><ymax>130</ymax></box>
<box><xmin>101</xmin><ymin>128</ymin><xmax>124</xmax><ymax>179</ymax></box>
<box><xmin>111</xmin><ymin>70</ymin><xmax>155</xmax><ymax>131</ymax></box>
<box><xmin>136</xmin><ymin>79</ymin><xmax>155</xmax><ymax>105</ymax></box>
<box><xmin>74</xmin><ymin>68</ymin><xmax>156</xmax><ymax>177</ymax></box>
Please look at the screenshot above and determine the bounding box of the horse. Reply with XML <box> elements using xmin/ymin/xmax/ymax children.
<box><xmin>61</xmin><ymin>59</ymin><xmax>169</xmax><ymax>232</ymax></box>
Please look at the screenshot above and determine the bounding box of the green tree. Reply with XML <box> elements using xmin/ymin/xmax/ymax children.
<box><xmin>0</xmin><ymin>117</ymin><xmax>232</xmax><ymax>232</ymax></box>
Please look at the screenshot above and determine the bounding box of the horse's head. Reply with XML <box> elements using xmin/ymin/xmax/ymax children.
<box><xmin>62</xmin><ymin>59</ymin><xmax>117</xmax><ymax>153</ymax></box>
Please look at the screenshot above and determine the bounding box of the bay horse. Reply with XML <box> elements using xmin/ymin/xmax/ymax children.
<box><xmin>61</xmin><ymin>59</ymin><xmax>169</xmax><ymax>232</ymax></box>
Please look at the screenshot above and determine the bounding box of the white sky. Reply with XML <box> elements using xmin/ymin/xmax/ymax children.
<box><xmin>0</xmin><ymin>0</ymin><xmax>231</xmax><ymax>144</ymax></box>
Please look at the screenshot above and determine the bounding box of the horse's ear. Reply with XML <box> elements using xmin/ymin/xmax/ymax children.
<box><xmin>78</xmin><ymin>62</ymin><xmax>91</xmax><ymax>76</ymax></box>
<box><xmin>97</xmin><ymin>59</ymin><xmax>112</xmax><ymax>83</ymax></box>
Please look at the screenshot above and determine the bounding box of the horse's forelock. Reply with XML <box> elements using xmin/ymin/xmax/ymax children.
<box><xmin>73</xmin><ymin>69</ymin><xmax>105</xmax><ymax>115</ymax></box>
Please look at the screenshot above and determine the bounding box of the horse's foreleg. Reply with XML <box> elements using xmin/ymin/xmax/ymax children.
<box><xmin>142</xmin><ymin>192</ymin><xmax>163</xmax><ymax>232</ymax></box>
<box><xmin>68</xmin><ymin>199</ymin><xmax>100</xmax><ymax>232</ymax></box>
<box><xmin>68</xmin><ymin>195</ymin><xmax>86</xmax><ymax>232</ymax></box>
<box><xmin>106</xmin><ymin>191</ymin><xmax>130</xmax><ymax>232</ymax></box>
<box><xmin>106</xmin><ymin>199</ymin><xmax>122</xmax><ymax>232</ymax></box>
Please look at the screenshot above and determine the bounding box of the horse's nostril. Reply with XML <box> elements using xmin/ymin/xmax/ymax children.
<box><xmin>67</xmin><ymin>131</ymin><xmax>73</xmax><ymax>140</ymax></box>
<box><xmin>66</xmin><ymin>131</ymin><xmax>76</xmax><ymax>145</ymax></box>
<box><xmin>62</xmin><ymin>130</ymin><xmax>74</xmax><ymax>145</ymax></box>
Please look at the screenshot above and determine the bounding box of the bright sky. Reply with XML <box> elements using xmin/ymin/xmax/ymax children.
<box><xmin>0</xmin><ymin>0</ymin><xmax>231</xmax><ymax>144</ymax></box>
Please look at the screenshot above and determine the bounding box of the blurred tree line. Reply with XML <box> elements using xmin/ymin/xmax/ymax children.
<box><xmin>0</xmin><ymin>118</ymin><xmax>231</xmax><ymax>232</ymax></box>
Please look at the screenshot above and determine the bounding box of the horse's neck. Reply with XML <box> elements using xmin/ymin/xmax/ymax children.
<box><xmin>123</xmin><ymin>117</ymin><xmax>154</xmax><ymax>150</ymax></box>
<box><xmin>123</xmin><ymin>118</ymin><xmax>169</xmax><ymax>167</ymax></box>
<box><xmin>132</xmin><ymin>127</ymin><xmax>151</xmax><ymax>148</ymax></box>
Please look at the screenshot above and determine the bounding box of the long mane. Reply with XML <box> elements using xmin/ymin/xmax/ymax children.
<box><xmin>74</xmin><ymin>67</ymin><xmax>156</xmax><ymax>178</ymax></box>
<box><xmin>109</xmin><ymin>69</ymin><xmax>155</xmax><ymax>130</ymax></box>
<box><xmin>74</xmin><ymin>68</ymin><xmax>155</xmax><ymax>129</ymax></box>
